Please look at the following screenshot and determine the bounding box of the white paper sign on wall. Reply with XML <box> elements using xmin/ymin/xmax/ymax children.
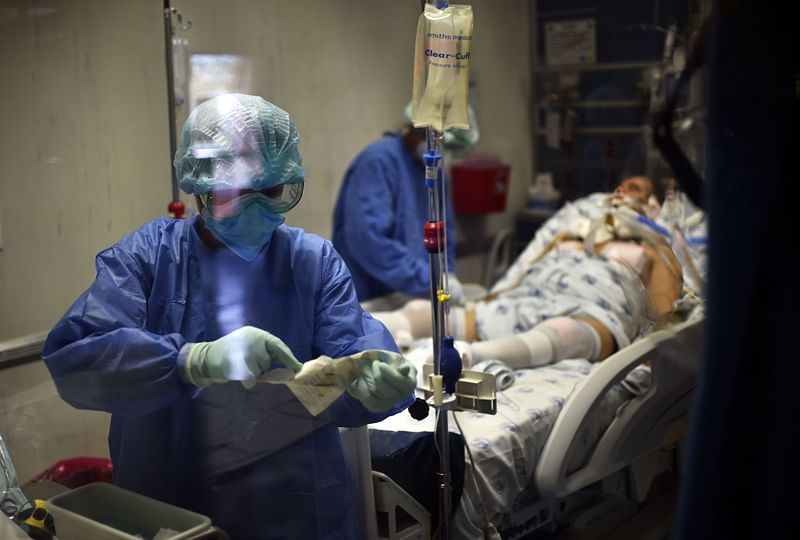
<box><xmin>545</xmin><ymin>19</ymin><xmax>597</xmax><ymax>66</ymax></box>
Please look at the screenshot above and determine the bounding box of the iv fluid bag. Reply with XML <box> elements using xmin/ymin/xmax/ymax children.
<box><xmin>411</xmin><ymin>3</ymin><xmax>473</xmax><ymax>132</ymax></box>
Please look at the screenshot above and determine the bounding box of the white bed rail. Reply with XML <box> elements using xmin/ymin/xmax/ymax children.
<box><xmin>340</xmin><ymin>426</ymin><xmax>431</xmax><ymax>540</ymax></box>
<box><xmin>536</xmin><ymin>318</ymin><xmax>703</xmax><ymax>500</ymax></box>
<box><xmin>339</xmin><ymin>426</ymin><xmax>379</xmax><ymax>539</ymax></box>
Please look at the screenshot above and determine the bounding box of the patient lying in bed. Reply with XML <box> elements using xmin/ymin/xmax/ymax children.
<box><xmin>373</xmin><ymin>176</ymin><xmax>690</xmax><ymax>370</ymax></box>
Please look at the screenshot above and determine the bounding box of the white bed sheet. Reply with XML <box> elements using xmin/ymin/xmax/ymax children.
<box><xmin>369</xmin><ymin>347</ymin><xmax>645</xmax><ymax>537</ymax></box>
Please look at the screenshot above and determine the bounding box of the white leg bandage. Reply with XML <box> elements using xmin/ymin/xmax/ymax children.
<box><xmin>371</xmin><ymin>311</ymin><xmax>412</xmax><ymax>339</ymax></box>
<box><xmin>401</xmin><ymin>299</ymin><xmax>435</xmax><ymax>338</ymax></box>
<box><xmin>471</xmin><ymin>335</ymin><xmax>534</xmax><ymax>369</ymax></box>
<box><xmin>372</xmin><ymin>299</ymin><xmax>437</xmax><ymax>343</ymax></box>
<box><xmin>469</xmin><ymin>316</ymin><xmax>601</xmax><ymax>369</ymax></box>
<box><xmin>373</xmin><ymin>301</ymin><xmax>471</xmax><ymax>343</ymax></box>
<box><xmin>537</xmin><ymin>317</ymin><xmax>601</xmax><ymax>361</ymax></box>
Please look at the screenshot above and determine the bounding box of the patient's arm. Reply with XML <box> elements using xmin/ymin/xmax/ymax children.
<box><xmin>642</xmin><ymin>243</ymin><xmax>683</xmax><ymax>319</ymax></box>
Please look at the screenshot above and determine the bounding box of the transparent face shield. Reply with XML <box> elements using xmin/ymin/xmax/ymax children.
<box><xmin>188</xmin><ymin>134</ymin><xmax>304</xmax><ymax>218</ymax></box>
<box><xmin>202</xmin><ymin>182</ymin><xmax>304</xmax><ymax>218</ymax></box>
<box><xmin>185</xmin><ymin>123</ymin><xmax>265</xmax><ymax>189</ymax></box>
<box><xmin>176</xmin><ymin>95</ymin><xmax>306</xmax><ymax>200</ymax></box>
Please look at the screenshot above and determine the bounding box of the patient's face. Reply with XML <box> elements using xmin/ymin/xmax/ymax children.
<box><xmin>609</xmin><ymin>176</ymin><xmax>656</xmax><ymax>215</ymax></box>
<box><xmin>616</xmin><ymin>176</ymin><xmax>654</xmax><ymax>203</ymax></box>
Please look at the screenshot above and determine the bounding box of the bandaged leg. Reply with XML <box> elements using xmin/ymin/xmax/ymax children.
<box><xmin>372</xmin><ymin>300</ymin><xmax>436</xmax><ymax>345</ymax></box>
<box><xmin>470</xmin><ymin>317</ymin><xmax>602</xmax><ymax>369</ymax></box>
<box><xmin>372</xmin><ymin>301</ymin><xmax>473</xmax><ymax>343</ymax></box>
<box><xmin>371</xmin><ymin>310</ymin><xmax>413</xmax><ymax>341</ymax></box>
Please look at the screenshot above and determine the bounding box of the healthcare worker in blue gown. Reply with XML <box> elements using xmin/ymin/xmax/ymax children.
<box><xmin>42</xmin><ymin>94</ymin><xmax>417</xmax><ymax>540</ymax></box>
<box><xmin>332</xmin><ymin>105</ymin><xmax>478</xmax><ymax>304</ymax></box>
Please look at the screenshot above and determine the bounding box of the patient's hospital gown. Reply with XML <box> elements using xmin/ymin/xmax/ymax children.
<box><xmin>496</xmin><ymin>191</ymin><xmax>706</xmax><ymax>296</ymax></box>
<box><xmin>484</xmin><ymin>191</ymin><xmax>708</xmax><ymax>344</ymax></box>
<box><xmin>476</xmin><ymin>248</ymin><xmax>650</xmax><ymax>349</ymax></box>
<box><xmin>493</xmin><ymin>193</ymin><xmax>610</xmax><ymax>294</ymax></box>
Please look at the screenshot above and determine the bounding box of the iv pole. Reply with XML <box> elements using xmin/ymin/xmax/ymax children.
<box><xmin>419</xmin><ymin>3</ymin><xmax>460</xmax><ymax>537</ymax></box>
<box><xmin>163</xmin><ymin>0</ymin><xmax>179</xmax><ymax>202</ymax></box>
<box><xmin>416</xmin><ymin>2</ymin><xmax>493</xmax><ymax>537</ymax></box>
<box><xmin>422</xmin><ymin>126</ymin><xmax>453</xmax><ymax>538</ymax></box>
<box><xmin>163</xmin><ymin>1</ymin><xmax>191</xmax><ymax>217</ymax></box>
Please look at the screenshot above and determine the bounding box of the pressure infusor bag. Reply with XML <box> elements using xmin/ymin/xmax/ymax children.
<box><xmin>411</xmin><ymin>3</ymin><xmax>473</xmax><ymax>132</ymax></box>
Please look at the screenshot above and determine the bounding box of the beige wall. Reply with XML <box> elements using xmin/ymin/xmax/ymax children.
<box><xmin>0</xmin><ymin>0</ymin><xmax>532</xmax><ymax>475</ymax></box>
<box><xmin>0</xmin><ymin>0</ymin><xmax>172</xmax><ymax>342</ymax></box>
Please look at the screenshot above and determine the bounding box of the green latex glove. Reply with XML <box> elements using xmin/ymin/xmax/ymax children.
<box><xmin>181</xmin><ymin>326</ymin><xmax>302</xmax><ymax>388</ymax></box>
<box><xmin>347</xmin><ymin>351</ymin><xmax>417</xmax><ymax>413</ymax></box>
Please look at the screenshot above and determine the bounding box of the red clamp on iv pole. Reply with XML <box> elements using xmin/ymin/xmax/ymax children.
<box><xmin>423</xmin><ymin>221</ymin><xmax>445</xmax><ymax>252</ymax></box>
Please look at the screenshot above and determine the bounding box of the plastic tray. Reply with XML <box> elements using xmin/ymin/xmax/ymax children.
<box><xmin>47</xmin><ymin>482</ymin><xmax>212</xmax><ymax>540</ymax></box>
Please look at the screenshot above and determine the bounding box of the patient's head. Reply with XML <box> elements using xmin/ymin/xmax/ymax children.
<box><xmin>616</xmin><ymin>176</ymin><xmax>654</xmax><ymax>203</ymax></box>
<box><xmin>608</xmin><ymin>175</ymin><xmax>658</xmax><ymax>216</ymax></box>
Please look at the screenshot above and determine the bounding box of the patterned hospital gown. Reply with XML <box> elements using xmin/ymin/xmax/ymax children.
<box><xmin>475</xmin><ymin>248</ymin><xmax>651</xmax><ymax>350</ymax></box>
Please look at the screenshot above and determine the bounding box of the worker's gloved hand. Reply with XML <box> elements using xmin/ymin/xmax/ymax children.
<box><xmin>180</xmin><ymin>326</ymin><xmax>302</xmax><ymax>388</ymax></box>
<box><xmin>446</xmin><ymin>273</ymin><xmax>466</xmax><ymax>306</ymax></box>
<box><xmin>347</xmin><ymin>351</ymin><xmax>417</xmax><ymax>413</ymax></box>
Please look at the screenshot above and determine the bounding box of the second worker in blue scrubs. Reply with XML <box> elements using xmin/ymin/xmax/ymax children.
<box><xmin>332</xmin><ymin>106</ymin><xmax>478</xmax><ymax>304</ymax></box>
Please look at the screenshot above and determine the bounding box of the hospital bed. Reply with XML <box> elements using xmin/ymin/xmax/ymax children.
<box><xmin>346</xmin><ymin>193</ymin><xmax>706</xmax><ymax>538</ymax></box>
<box><xmin>343</xmin><ymin>314</ymin><xmax>702</xmax><ymax>540</ymax></box>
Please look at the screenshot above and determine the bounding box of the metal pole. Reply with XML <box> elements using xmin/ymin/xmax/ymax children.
<box><xmin>424</xmin><ymin>126</ymin><xmax>451</xmax><ymax>538</ymax></box>
<box><xmin>426</xmin><ymin>246</ymin><xmax>451</xmax><ymax>537</ymax></box>
<box><xmin>163</xmin><ymin>0</ymin><xmax>179</xmax><ymax>201</ymax></box>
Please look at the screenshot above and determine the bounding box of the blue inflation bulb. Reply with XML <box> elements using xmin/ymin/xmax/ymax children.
<box><xmin>441</xmin><ymin>335</ymin><xmax>463</xmax><ymax>394</ymax></box>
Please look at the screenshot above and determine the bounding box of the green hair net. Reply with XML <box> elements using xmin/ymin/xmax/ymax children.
<box><xmin>175</xmin><ymin>94</ymin><xmax>305</xmax><ymax>195</ymax></box>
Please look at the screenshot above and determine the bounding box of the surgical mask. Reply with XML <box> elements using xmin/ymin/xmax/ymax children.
<box><xmin>202</xmin><ymin>194</ymin><xmax>285</xmax><ymax>261</ymax></box>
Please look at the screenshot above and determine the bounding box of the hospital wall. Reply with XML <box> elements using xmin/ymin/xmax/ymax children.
<box><xmin>0</xmin><ymin>0</ymin><xmax>532</xmax><ymax>479</ymax></box>
<box><xmin>0</xmin><ymin>0</ymin><xmax>168</xmax><ymax>480</ymax></box>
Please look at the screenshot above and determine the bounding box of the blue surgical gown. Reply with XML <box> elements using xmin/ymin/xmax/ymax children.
<box><xmin>332</xmin><ymin>134</ymin><xmax>456</xmax><ymax>301</ymax></box>
<box><xmin>43</xmin><ymin>216</ymin><xmax>412</xmax><ymax>540</ymax></box>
